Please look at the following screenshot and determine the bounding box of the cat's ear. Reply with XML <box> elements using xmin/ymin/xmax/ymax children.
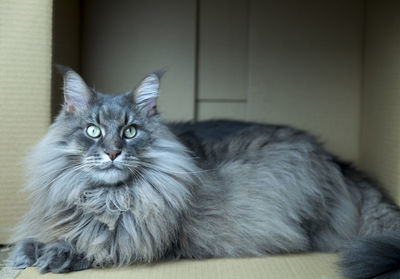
<box><xmin>131</xmin><ymin>71</ymin><xmax>165</xmax><ymax>117</ymax></box>
<box><xmin>58</xmin><ymin>66</ymin><xmax>93</xmax><ymax>113</ymax></box>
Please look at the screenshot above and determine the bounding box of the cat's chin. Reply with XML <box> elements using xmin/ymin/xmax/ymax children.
<box><xmin>91</xmin><ymin>167</ymin><xmax>130</xmax><ymax>185</ymax></box>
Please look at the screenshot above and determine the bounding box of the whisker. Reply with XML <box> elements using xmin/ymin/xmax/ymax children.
<box><xmin>120</xmin><ymin>163</ymin><xmax>145</xmax><ymax>182</ymax></box>
<box><xmin>36</xmin><ymin>163</ymin><xmax>89</xmax><ymax>191</ymax></box>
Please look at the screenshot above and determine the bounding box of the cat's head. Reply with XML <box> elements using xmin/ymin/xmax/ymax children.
<box><xmin>52</xmin><ymin>68</ymin><xmax>168</xmax><ymax>185</ymax></box>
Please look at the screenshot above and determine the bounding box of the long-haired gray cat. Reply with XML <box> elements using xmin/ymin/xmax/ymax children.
<box><xmin>8</xmin><ymin>68</ymin><xmax>400</xmax><ymax>278</ymax></box>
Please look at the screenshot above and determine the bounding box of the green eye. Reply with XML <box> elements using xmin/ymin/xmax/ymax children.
<box><xmin>123</xmin><ymin>126</ymin><xmax>137</xmax><ymax>139</ymax></box>
<box><xmin>86</xmin><ymin>125</ymin><xmax>101</xmax><ymax>138</ymax></box>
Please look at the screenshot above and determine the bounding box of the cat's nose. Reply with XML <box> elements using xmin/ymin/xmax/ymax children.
<box><xmin>104</xmin><ymin>150</ymin><xmax>121</xmax><ymax>161</ymax></box>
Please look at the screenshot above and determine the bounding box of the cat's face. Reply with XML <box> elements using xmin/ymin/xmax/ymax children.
<box><xmin>55</xmin><ymin>69</ymin><xmax>163</xmax><ymax>185</ymax></box>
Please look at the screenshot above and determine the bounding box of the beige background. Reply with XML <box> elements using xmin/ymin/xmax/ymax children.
<box><xmin>0</xmin><ymin>0</ymin><xmax>52</xmax><ymax>243</ymax></box>
<box><xmin>80</xmin><ymin>0</ymin><xmax>197</xmax><ymax>121</ymax></box>
<box><xmin>360</xmin><ymin>0</ymin><xmax>400</xmax><ymax>203</ymax></box>
<box><xmin>77</xmin><ymin>0</ymin><xmax>363</xmax><ymax>162</ymax></box>
<box><xmin>1</xmin><ymin>0</ymin><xmax>400</xmax><ymax>244</ymax></box>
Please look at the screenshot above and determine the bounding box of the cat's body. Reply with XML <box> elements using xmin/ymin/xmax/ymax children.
<box><xmin>8</xmin><ymin>69</ymin><xmax>400</xmax><ymax>278</ymax></box>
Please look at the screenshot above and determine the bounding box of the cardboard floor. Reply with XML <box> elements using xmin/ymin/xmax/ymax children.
<box><xmin>15</xmin><ymin>253</ymin><xmax>343</xmax><ymax>279</ymax></box>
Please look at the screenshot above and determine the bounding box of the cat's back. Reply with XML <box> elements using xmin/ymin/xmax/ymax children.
<box><xmin>168</xmin><ymin>120</ymin><xmax>327</xmax><ymax>166</ymax></box>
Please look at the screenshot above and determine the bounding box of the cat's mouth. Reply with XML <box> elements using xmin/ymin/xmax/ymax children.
<box><xmin>91</xmin><ymin>162</ymin><xmax>130</xmax><ymax>184</ymax></box>
<box><xmin>97</xmin><ymin>162</ymin><xmax>124</xmax><ymax>171</ymax></box>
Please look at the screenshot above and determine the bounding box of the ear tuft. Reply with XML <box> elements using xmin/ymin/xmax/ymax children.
<box><xmin>62</xmin><ymin>68</ymin><xmax>92</xmax><ymax>113</ymax></box>
<box><xmin>133</xmin><ymin>73</ymin><xmax>161</xmax><ymax>116</ymax></box>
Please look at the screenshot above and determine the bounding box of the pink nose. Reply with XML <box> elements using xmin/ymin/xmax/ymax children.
<box><xmin>104</xmin><ymin>150</ymin><xmax>121</xmax><ymax>161</ymax></box>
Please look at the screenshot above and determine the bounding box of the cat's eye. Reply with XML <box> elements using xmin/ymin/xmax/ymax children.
<box><xmin>86</xmin><ymin>125</ymin><xmax>101</xmax><ymax>138</ymax></box>
<box><xmin>123</xmin><ymin>126</ymin><xmax>137</xmax><ymax>139</ymax></box>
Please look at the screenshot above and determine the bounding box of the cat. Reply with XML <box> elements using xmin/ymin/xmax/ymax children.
<box><xmin>7</xmin><ymin>68</ymin><xmax>400</xmax><ymax>278</ymax></box>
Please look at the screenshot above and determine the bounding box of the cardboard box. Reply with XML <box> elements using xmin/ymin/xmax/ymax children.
<box><xmin>1</xmin><ymin>0</ymin><xmax>399</xmax><ymax>278</ymax></box>
<box><xmin>16</xmin><ymin>254</ymin><xmax>343</xmax><ymax>279</ymax></box>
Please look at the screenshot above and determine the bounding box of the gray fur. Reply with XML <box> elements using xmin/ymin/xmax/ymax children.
<box><xmin>8</xmin><ymin>69</ymin><xmax>400</xmax><ymax>277</ymax></box>
<box><xmin>339</xmin><ymin>233</ymin><xmax>400</xmax><ymax>279</ymax></box>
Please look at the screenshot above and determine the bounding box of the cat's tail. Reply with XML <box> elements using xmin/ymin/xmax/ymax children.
<box><xmin>339</xmin><ymin>233</ymin><xmax>400</xmax><ymax>279</ymax></box>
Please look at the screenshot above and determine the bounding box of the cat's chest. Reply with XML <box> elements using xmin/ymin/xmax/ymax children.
<box><xmin>75</xmin><ymin>188</ymin><xmax>167</xmax><ymax>233</ymax></box>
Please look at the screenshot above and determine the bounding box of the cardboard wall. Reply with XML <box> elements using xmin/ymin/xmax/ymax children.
<box><xmin>75</xmin><ymin>0</ymin><xmax>363</xmax><ymax>162</ymax></box>
<box><xmin>198</xmin><ymin>0</ymin><xmax>364</xmax><ymax>163</ymax></box>
<box><xmin>80</xmin><ymin>0</ymin><xmax>197</xmax><ymax>121</ymax></box>
<box><xmin>47</xmin><ymin>0</ymin><xmax>363</xmax><ymax>162</ymax></box>
<box><xmin>51</xmin><ymin>0</ymin><xmax>81</xmax><ymax>119</ymax></box>
<box><xmin>0</xmin><ymin>0</ymin><xmax>53</xmax><ymax>243</ymax></box>
<box><xmin>360</xmin><ymin>0</ymin><xmax>400</xmax><ymax>203</ymax></box>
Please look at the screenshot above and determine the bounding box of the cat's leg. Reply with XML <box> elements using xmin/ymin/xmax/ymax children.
<box><xmin>36</xmin><ymin>241</ymin><xmax>92</xmax><ymax>273</ymax></box>
<box><xmin>8</xmin><ymin>239</ymin><xmax>43</xmax><ymax>269</ymax></box>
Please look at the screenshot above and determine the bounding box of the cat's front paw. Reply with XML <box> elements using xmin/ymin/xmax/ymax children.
<box><xmin>8</xmin><ymin>239</ymin><xmax>43</xmax><ymax>269</ymax></box>
<box><xmin>36</xmin><ymin>242</ymin><xmax>92</xmax><ymax>273</ymax></box>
